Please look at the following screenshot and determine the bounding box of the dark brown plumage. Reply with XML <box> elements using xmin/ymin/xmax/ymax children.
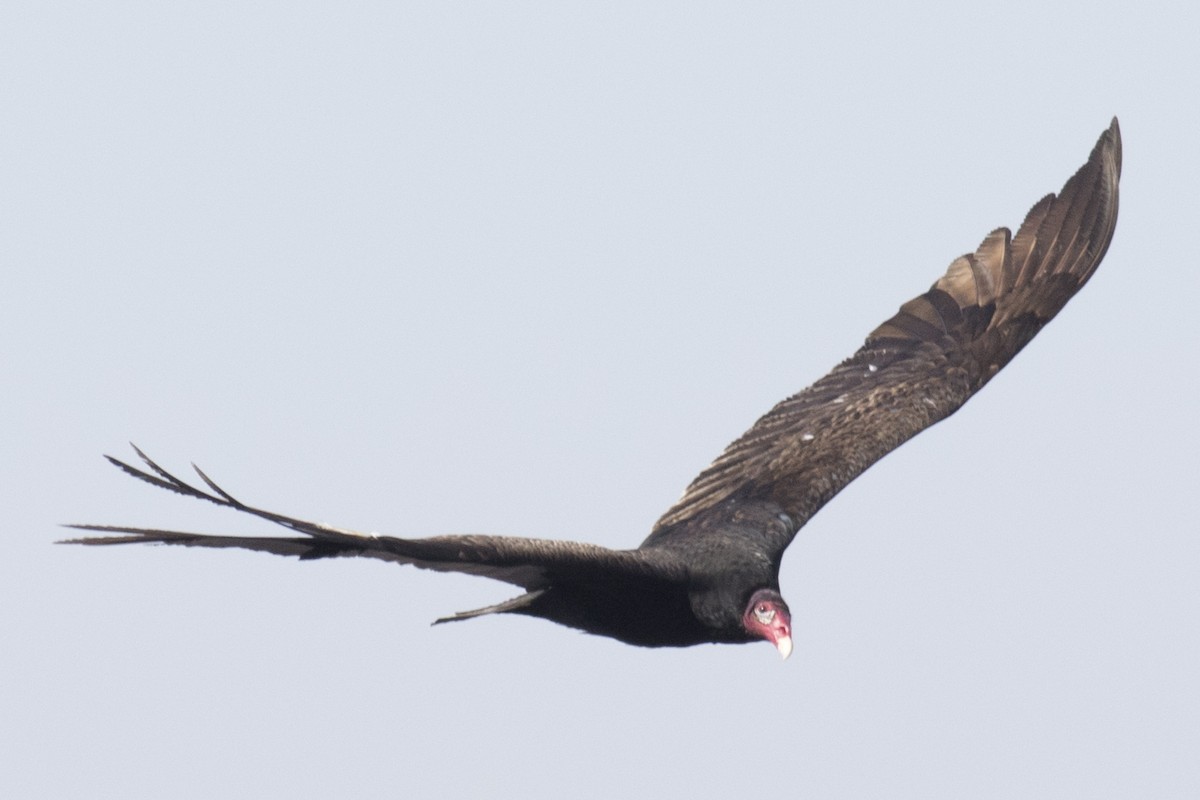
<box><xmin>64</xmin><ymin>119</ymin><xmax>1122</xmax><ymax>659</ymax></box>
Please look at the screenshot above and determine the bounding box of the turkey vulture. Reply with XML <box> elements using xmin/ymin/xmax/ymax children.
<box><xmin>64</xmin><ymin>119</ymin><xmax>1122</xmax><ymax>660</ymax></box>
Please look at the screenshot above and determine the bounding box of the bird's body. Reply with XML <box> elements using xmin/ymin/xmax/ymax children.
<box><xmin>65</xmin><ymin>119</ymin><xmax>1123</xmax><ymax>659</ymax></box>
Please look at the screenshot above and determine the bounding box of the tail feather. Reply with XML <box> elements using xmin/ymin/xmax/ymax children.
<box><xmin>432</xmin><ymin>589</ymin><xmax>547</xmax><ymax>625</ymax></box>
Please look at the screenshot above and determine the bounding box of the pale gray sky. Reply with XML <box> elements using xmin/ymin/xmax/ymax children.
<box><xmin>5</xmin><ymin>3</ymin><xmax>1198</xmax><ymax>798</ymax></box>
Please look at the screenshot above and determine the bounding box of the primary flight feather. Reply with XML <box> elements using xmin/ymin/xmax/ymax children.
<box><xmin>65</xmin><ymin>119</ymin><xmax>1122</xmax><ymax>659</ymax></box>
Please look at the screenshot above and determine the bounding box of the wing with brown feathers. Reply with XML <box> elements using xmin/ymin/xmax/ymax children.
<box><xmin>648</xmin><ymin>119</ymin><xmax>1121</xmax><ymax>541</ymax></box>
<box><xmin>64</xmin><ymin>446</ymin><xmax>683</xmax><ymax>592</ymax></box>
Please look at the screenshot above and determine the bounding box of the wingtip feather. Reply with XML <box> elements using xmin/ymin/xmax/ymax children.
<box><xmin>192</xmin><ymin>462</ymin><xmax>240</xmax><ymax>505</ymax></box>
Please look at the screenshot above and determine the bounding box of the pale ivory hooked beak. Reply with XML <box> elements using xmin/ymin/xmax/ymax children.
<box><xmin>775</xmin><ymin>634</ymin><xmax>793</xmax><ymax>660</ymax></box>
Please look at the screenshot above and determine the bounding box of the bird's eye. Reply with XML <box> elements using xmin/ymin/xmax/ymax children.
<box><xmin>754</xmin><ymin>605</ymin><xmax>775</xmax><ymax>624</ymax></box>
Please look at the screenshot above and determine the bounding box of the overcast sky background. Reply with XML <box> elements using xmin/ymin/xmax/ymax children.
<box><xmin>4</xmin><ymin>3</ymin><xmax>1198</xmax><ymax>798</ymax></box>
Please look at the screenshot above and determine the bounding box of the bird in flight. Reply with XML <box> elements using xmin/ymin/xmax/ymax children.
<box><xmin>65</xmin><ymin>119</ymin><xmax>1122</xmax><ymax>660</ymax></box>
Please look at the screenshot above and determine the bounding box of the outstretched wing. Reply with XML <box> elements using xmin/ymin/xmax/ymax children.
<box><xmin>65</xmin><ymin>446</ymin><xmax>682</xmax><ymax>593</ymax></box>
<box><xmin>648</xmin><ymin>119</ymin><xmax>1121</xmax><ymax>542</ymax></box>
